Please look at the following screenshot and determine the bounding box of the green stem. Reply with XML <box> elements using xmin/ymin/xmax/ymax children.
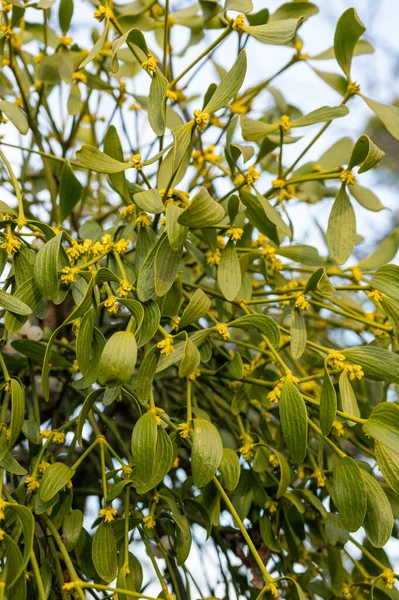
<box><xmin>30</xmin><ymin>550</ymin><xmax>47</xmax><ymax>600</ymax></box>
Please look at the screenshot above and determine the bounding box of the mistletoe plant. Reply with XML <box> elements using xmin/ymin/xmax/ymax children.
<box><xmin>0</xmin><ymin>0</ymin><xmax>399</xmax><ymax>598</ymax></box>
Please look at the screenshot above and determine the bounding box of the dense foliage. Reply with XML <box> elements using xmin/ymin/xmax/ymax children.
<box><xmin>0</xmin><ymin>0</ymin><xmax>399</xmax><ymax>598</ymax></box>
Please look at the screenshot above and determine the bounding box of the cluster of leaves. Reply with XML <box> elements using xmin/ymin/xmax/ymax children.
<box><xmin>1</xmin><ymin>0</ymin><xmax>399</xmax><ymax>598</ymax></box>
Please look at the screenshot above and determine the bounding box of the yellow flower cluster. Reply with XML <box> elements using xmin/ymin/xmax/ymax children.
<box><xmin>0</xmin><ymin>498</ymin><xmax>5</xmax><ymax>520</ymax></box>
<box><xmin>1</xmin><ymin>233</ymin><xmax>21</xmax><ymax>254</ymax></box>
<box><xmin>368</xmin><ymin>289</ymin><xmax>384</xmax><ymax>302</ymax></box>
<box><xmin>59</xmin><ymin>35</ymin><xmax>73</xmax><ymax>46</ymax></box>
<box><xmin>72</xmin><ymin>71</ymin><xmax>87</xmax><ymax>83</ymax></box>
<box><xmin>193</xmin><ymin>110</ymin><xmax>210</xmax><ymax>131</ymax></box>
<box><xmin>326</xmin><ymin>350</ymin><xmax>346</xmax><ymax>369</ymax></box>
<box><xmin>264</xmin><ymin>499</ymin><xmax>278</xmax><ymax>514</ymax></box>
<box><xmin>232</xmin><ymin>13</ymin><xmax>245</xmax><ymax>32</ymax></box>
<box><xmin>231</xmin><ymin>100</ymin><xmax>249</xmax><ymax>114</ymax></box>
<box><xmin>114</xmin><ymin>238</ymin><xmax>129</xmax><ymax>253</ymax></box>
<box><xmin>267</xmin><ymin>381</ymin><xmax>283</xmax><ymax>404</ymax></box>
<box><xmin>25</xmin><ymin>476</ymin><xmax>40</xmax><ymax>491</ymax></box>
<box><xmin>94</xmin><ymin>5</ymin><xmax>113</xmax><ymax>21</ymax></box>
<box><xmin>263</xmin><ymin>582</ymin><xmax>278</xmax><ymax>598</ymax></box>
<box><xmin>239</xmin><ymin>435</ymin><xmax>254</xmax><ymax>460</ymax></box>
<box><xmin>38</xmin><ymin>461</ymin><xmax>50</xmax><ymax>473</ymax></box>
<box><xmin>226</xmin><ymin>226</ymin><xmax>243</xmax><ymax>241</ymax></box>
<box><xmin>332</xmin><ymin>420</ymin><xmax>344</xmax><ymax>437</ymax></box>
<box><xmin>313</xmin><ymin>468</ymin><xmax>325</xmax><ymax>487</ymax></box>
<box><xmin>340</xmin><ymin>170</ymin><xmax>356</xmax><ymax>185</ymax></box>
<box><xmin>157</xmin><ymin>335</ymin><xmax>174</xmax><ymax>356</ymax></box>
<box><xmin>178</xmin><ymin>422</ymin><xmax>193</xmax><ymax>439</ymax></box>
<box><xmin>104</xmin><ymin>295</ymin><xmax>118</xmax><ymax>315</ymax></box>
<box><xmin>269</xmin><ymin>454</ymin><xmax>279</xmax><ymax>468</ymax></box>
<box><xmin>99</xmin><ymin>506</ymin><xmax>117</xmax><ymax>523</ymax></box>
<box><xmin>41</xmin><ymin>430</ymin><xmax>66</xmax><ymax>444</ymax></box>
<box><xmin>295</xmin><ymin>294</ymin><xmax>310</xmax><ymax>311</ymax></box>
<box><xmin>117</xmin><ymin>279</ymin><xmax>133</xmax><ymax>297</ymax></box>
<box><xmin>206</xmin><ymin>248</ymin><xmax>221</xmax><ymax>266</ymax></box>
<box><xmin>61</xmin><ymin>266</ymin><xmax>78</xmax><ymax>284</ymax></box>
<box><xmin>188</xmin><ymin>368</ymin><xmax>200</xmax><ymax>381</ymax></box>
<box><xmin>142</xmin><ymin>55</ymin><xmax>158</xmax><ymax>73</ymax></box>
<box><xmin>131</xmin><ymin>153</ymin><xmax>143</xmax><ymax>169</ymax></box>
<box><xmin>136</xmin><ymin>213</ymin><xmax>152</xmax><ymax>227</ymax></box>
<box><xmin>216</xmin><ymin>323</ymin><xmax>230</xmax><ymax>340</ymax></box>
<box><xmin>382</xmin><ymin>568</ymin><xmax>396</xmax><ymax>590</ymax></box>
<box><xmin>344</xmin><ymin>364</ymin><xmax>364</xmax><ymax>380</ymax></box>
<box><xmin>143</xmin><ymin>514</ymin><xmax>156</xmax><ymax>529</ymax></box>
<box><xmin>280</xmin><ymin>114</ymin><xmax>291</xmax><ymax>133</ymax></box>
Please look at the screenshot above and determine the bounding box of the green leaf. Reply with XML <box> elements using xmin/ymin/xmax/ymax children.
<box><xmin>363</xmin><ymin>403</ymin><xmax>399</xmax><ymax>452</ymax></box>
<box><xmin>224</xmin><ymin>0</ymin><xmax>253</xmax><ymax>14</ymax></box>
<box><xmin>59</xmin><ymin>0</ymin><xmax>73</xmax><ymax>33</ymax></box>
<box><xmin>180</xmin><ymin>288</ymin><xmax>211</xmax><ymax>328</ymax></box>
<box><xmin>40</xmin><ymin>462</ymin><xmax>75</xmax><ymax>502</ymax></box>
<box><xmin>76</xmin><ymin>144</ymin><xmax>131</xmax><ymax>173</ymax></box>
<box><xmin>228</xmin><ymin>313</ymin><xmax>280</xmax><ymax>347</ymax></box>
<box><xmin>166</xmin><ymin>204</ymin><xmax>188</xmax><ymax>251</ymax></box>
<box><xmin>218</xmin><ymin>448</ymin><xmax>240</xmax><ymax>491</ymax></box>
<box><xmin>338</xmin><ymin>370</ymin><xmax>359</xmax><ymax>425</ymax></box>
<box><xmin>279</xmin><ymin>379</ymin><xmax>307</xmax><ymax>464</ymax></box>
<box><xmin>103</xmin><ymin>125</ymin><xmax>130</xmax><ymax>203</ymax></box>
<box><xmin>349</xmin><ymin>183</ymin><xmax>385</xmax><ymax>212</ymax></box>
<box><xmin>59</xmin><ymin>160</ymin><xmax>83</xmax><ymax>221</ymax></box>
<box><xmin>136</xmin><ymin>300</ymin><xmax>160</xmax><ymax>347</ymax></box>
<box><xmin>98</xmin><ymin>331</ymin><xmax>137</xmax><ymax>387</ymax></box>
<box><xmin>77</xmin><ymin>388</ymin><xmax>104</xmax><ymax>446</ymax></box>
<box><xmin>291</xmin><ymin>105</ymin><xmax>349</xmax><ymax>128</ymax></box>
<box><xmin>203</xmin><ymin>50</ymin><xmax>247</xmax><ymax>114</ymax></box>
<box><xmin>375</xmin><ymin>442</ymin><xmax>399</xmax><ymax>496</ymax></box>
<box><xmin>326</xmin><ymin>185</ymin><xmax>356</xmax><ymax>264</ymax></box>
<box><xmin>290</xmin><ymin>307</ymin><xmax>306</xmax><ymax>359</ymax></box>
<box><xmin>333</xmin><ymin>8</ymin><xmax>366</xmax><ymax>79</ymax></box>
<box><xmin>370</xmin><ymin>264</ymin><xmax>399</xmax><ymax>299</ymax></box>
<box><xmin>63</xmin><ymin>509</ymin><xmax>84</xmax><ymax>551</ymax></box>
<box><xmin>178</xmin><ymin>187</ymin><xmax>225</xmax><ymax>228</ymax></box>
<box><xmin>303</xmin><ymin>267</ymin><xmax>335</xmax><ymax>295</ymax></box>
<box><xmin>179</xmin><ymin>334</ymin><xmax>201</xmax><ymax>378</ymax></box>
<box><xmin>0</xmin><ymin>100</ymin><xmax>29</xmax><ymax>134</ymax></box>
<box><xmin>239</xmin><ymin>187</ymin><xmax>279</xmax><ymax>244</ymax></box>
<box><xmin>244</xmin><ymin>17</ymin><xmax>303</xmax><ymax>45</ymax></box>
<box><xmin>9</xmin><ymin>378</ymin><xmax>25</xmax><ymax>448</ymax></box>
<box><xmin>254</xmin><ymin>188</ymin><xmax>291</xmax><ymax>238</ymax></box>
<box><xmin>92</xmin><ymin>522</ymin><xmax>118</xmax><ymax>583</ymax></box>
<box><xmin>79</xmin><ymin>22</ymin><xmax>108</xmax><ymax>69</ymax></box>
<box><xmin>343</xmin><ymin>346</ymin><xmax>399</xmax><ymax>385</ymax></box>
<box><xmin>361</xmin><ymin>94</ymin><xmax>399</xmax><ymax>141</ymax></box>
<box><xmin>136</xmin><ymin>345</ymin><xmax>159</xmax><ymax>403</ymax></box>
<box><xmin>320</xmin><ymin>368</ymin><xmax>337</xmax><ymax>436</ymax></box>
<box><xmin>361</xmin><ymin>470</ymin><xmax>393</xmax><ymax>548</ymax></box>
<box><xmin>0</xmin><ymin>288</ymin><xmax>32</xmax><ymax>316</ymax></box>
<box><xmin>240</xmin><ymin>115</ymin><xmax>279</xmax><ymax>141</ymax></box>
<box><xmin>260</xmin><ymin>515</ymin><xmax>281</xmax><ymax>553</ymax></box>
<box><xmin>34</xmin><ymin>232</ymin><xmax>67</xmax><ymax>301</ymax></box>
<box><xmin>218</xmin><ymin>241</ymin><xmax>241</xmax><ymax>302</ymax></box>
<box><xmin>6</xmin><ymin>503</ymin><xmax>34</xmax><ymax>588</ymax></box>
<box><xmin>148</xmin><ymin>70</ymin><xmax>168</xmax><ymax>136</ymax></box>
<box><xmin>154</xmin><ymin>235</ymin><xmax>183</xmax><ymax>297</ymax></box>
<box><xmin>274</xmin><ymin>448</ymin><xmax>291</xmax><ymax>498</ymax></box>
<box><xmin>348</xmin><ymin>134</ymin><xmax>385</xmax><ymax>173</ymax></box>
<box><xmin>270</xmin><ymin>2</ymin><xmax>318</xmax><ymax>21</ymax></box>
<box><xmin>359</xmin><ymin>228</ymin><xmax>399</xmax><ymax>269</ymax></box>
<box><xmin>333</xmin><ymin>457</ymin><xmax>366</xmax><ymax>532</ymax></box>
<box><xmin>192</xmin><ymin>418</ymin><xmax>223</xmax><ymax>488</ymax></box>
<box><xmin>111</xmin><ymin>27</ymin><xmax>148</xmax><ymax>73</ymax></box>
<box><xmin>4</xmin><ymin>277</ymin><xmax>41</xmax><ymax>334</ymax></box>
<box><xmin>134</xmin><ymin>188</ymin><xmax>164</xmax><ymax>214</ymax></box>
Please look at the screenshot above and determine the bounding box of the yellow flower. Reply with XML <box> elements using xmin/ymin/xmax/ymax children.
<box><xmin>1</xmin><ymin>233</ymin><xmax>21</xmax><ymax>254</ymax></box>
<box><xmin>267</xmin><ymin>381</ymin><xmax>283</xmax><ymax>404</ymax></box>
<box><xmin>122</xmin><ymin>465</ymin><xmax>132</xmax><ymax>477</ymax></box>
<box><xmin>239</xmin><ymin>438</ymin><xmax>254</xmax><ymax>460</ymax></box>
<box><xmin>263</xmin><ymin>582</ymin><xmax>279</xmax><ymax>598</ymax></box>
<box><xmin>233</xmin><ymin>173</ymin><xmax>245</xmax><ymax>186</ymax></box>
<box><xmin>265</xmin><ymin>500</ymin><xmax>278</xmax><ymax>514</ymax></box>
<box><xmin>114</xmin><ymin>238</ymin><xmax>129</xmax><ymax>253</ymax></box>
<box><xmin>131</xmin><ymin>153</ymin><xmax>143</xmax><ymax>169</ymax></box>
<box><xmin>216</xmin><ymin>323</ymin><xmax>230</xmax><ymax>340</ymax></box>
<box><xmin>40</xmin><ymin>429</ymin><xmax>52</xmax><ymax>439</ymax></box>
<box><xmin>72</xmin><ymin>71</ymin><xmax>87</xmax><ymax>83</ymax></box>
<box><xmin>226</xmin><ymin>226</ymin><xmax>243</xmax><ymax>241</ymax></box>
<box><xmin>1</xmin><ymin>58</ymin><xmax>10</xmax><ymax>67</ymax></box>
<box><xmin>142</xmin><ymin>55</ymin><xmax>158</xmax><ymax>73</ymax></box>
<box><xmin>193</xmin><ymin>109</ymin><xmax>210</xmax><ymax>132</ymax></box>
<box><xmin>0</xmin><ymin>529</ymin><xmax>4</xmax><ymax>541</ymax></box>
<box><xmin>326</xmin><ymin>350</ymin><xmax>346</xmax><ymax>369</ymax></box>
<box><xmin>206</xmin><ymin>248</ymin><xmax>221</xmax><ymax>266</ymax></box>
<box><xmin>38</xmin><ymin>461</ymin><xmax>50</xmax><ymax>474</ymax></box>
<box><xmin>0</xmin><ymin>24</ymin><xmax>14</xmax><ymax>38</ymax></box>
<box><xmin>170</xmin><ymin>316</ymin><xmax>180</xmax><ymax>331</ymax></box>
<box><xmin>166</xmin><ymin>89</ymin><xmax>178</xmax><ymax>102</ymax></box>
<box><xmin>63</xmin><ymin>582</ymin><xmax>77</xmax><ymax>591</ymax></box>
<box><xmin>59</xmin><ymin>35</ymin><xmax>73</xmax><ymax>46</ymax></box>
<box><xmin>53</xmin><ymin>432</ymin><xmax>65</xmax><ymax>444</ymax></box>
<box><xmin>117</xmin><ymin>279</ymin><xmax>133</xmax><ymax>297</ymax></box>
<box><xmin>0</xmin><ymin>498</ymin><xmax>5</xmax><ymax>520</ymax></box>
<box><xmin>350</xmin><ymin>266</ymin><xmax>362</xmax><ymax>282</ymax></box>
<box><xmin>166</xmin><ymin>593</ymin><xmax>175</xmax><ymax>600</ymax></box>
<box><xmin>368</xmin><ymin>289</ymin><xmax>384</xmax><ymax>302</ymax></box>
<box><xmin>313</xmin><ymin>468</ymin><xmax>325</xmax><ymax>487</ymax></box>
<box><xmin>173</xmin><ymin>458</ymin><xmax>180</xmax><ymax>468</ymax></box>
<box><xmin>94</xmin><ymin>5</ymin><xmax>112</xmax><ymax>21</ymax></box>
<box><xmin>272</xmin><ymin>178</ymin><xmax>286</xmax><ymax>189</ymax></box>
<box><xmin>230</xmin><ymin>100</ymin><xmax>249</xmax><ymax>114</ymax></box>
<box><xmin>278</xmin><ymin>184</ymin><xmax>296</xmax><ymax>201</ymax></box>
<box><xmin>295</xmin><ymin>294</ymin><xmax>310</xmax><ymax>311</ymax></box>
<box><xmin>71</xmin><ymin>359</ymin><xmax>79</xmax><ymax>374</ymax></box>
<box><xmin>343</xmin><ymin>586</ymin><xmax>352</xmax><ymax>599</ymax></box>
<box><xmin>280</xmin><ymin>115</ymin><xmax>291</xmax><ymax>133</ymax></box>
<box><xmin>67</xmin><ymin>241</ymin><xmax>82</xmax><ymax>260</ymax></box>
<box><xmin>143</xmin><ymin>514</ymin><xmax>156</xmax><ymax>529</ymax></box>
<box><xmin>101</xmin><ymin>233</ymin><xmax>113</xmax><ymax>248</ymax></box>
<box><xmin>340</xmin><ymin>170</ymin><xmax>356</xmax><ymax>185</ymax></box>
<box><xmin>157</xmin><ymin>335</ymin><xmax>174</xmax><ymax>357</ymax></box>
<box><xmin>91</xmin><ymin>241</ymin><xmax>105</xmax><ymax>256</ymax></box>
<box><xmin>382</xmin><ymin>568</ymin><xmax>396</xmax><ymax>590</ymax></box>
<box><xmin>104</xmin><ymin>295</ymin><xmax>118</xmax><ymax>315</ymax></box>
<box><xmin>61</xmin><ymin>266</ymin><xmax>78</xmax><ymax>284</ymax></box>
<box><xmin>129</xmin><ymin>102</ymin><xmax>141</xmax><ymax>111</ymax></box>
<box><xmin>188</xmin><ymin>368</ymin><xmax>200</xmax><ymax>381</ymax></box>
<box><xmin>178</xmin><ymin>423</ymin><xmax>193</xmax><ymax>439</ymax></box>
<box><xmin>344</xmin><ymin>364</ymin><xmax>364</xmax><ymax>380</ymax></box>
<box><xmin>332</xmin><ymin>420</ymin><xmax>344</xmax><ymax>437</ymax></box>
<box><xmin>25</xmin><ymin>476</ymin><xmax>40</xmax><ymax>491</ymax></box>
<box><xmin>245</xmin><ymin>166</ymin><xmax>260</xmax><ymax>184</ymax></box>
<box><xmin>231</xmin><ymin>13</ymin><xmax>245</xmax><ymax>32</ymax></box>
<box><xmin>136</xmin><ymin>213</ymin><xmax>152</xmax><ymax>227</ymax></box>
<box><xmin>120</xmin><ymin>204</ymin><xmax>136</xmax><ymax>219</ymax></box>
<box><xmin>99</xmin><ymin>507</ymin><xmax>117</xmax><ymax>523</ymax></box>
<box><xmin>269</xmin><ymin>454</ymin><xmax>279</xmax><ymax>468</ymax></box>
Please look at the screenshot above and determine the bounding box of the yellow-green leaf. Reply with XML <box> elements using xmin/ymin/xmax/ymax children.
<box><xmin>98</xmin><ymin>331</ymin><xmax>137</xmax><ymax>387</ymax></box>
<box><xmin>333</xmin><ymin>457</ymin><xmax>366</xmax><ymax>532</ymax></box>
<box><xmin>192</xmin><ymin>418</ymin><xmax>223</xmax><ymax>488</ymax></box>
<box><xmin>279</xmin><ymin>379</ymin><xmax>307</xmax><ymax>464</ymax></box>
